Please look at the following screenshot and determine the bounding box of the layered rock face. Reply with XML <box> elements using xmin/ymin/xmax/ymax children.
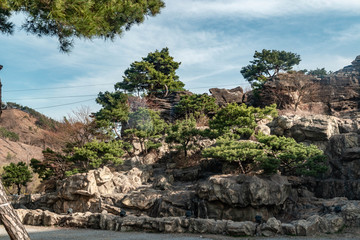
<box><xmin>257</xmin><ymin>56</ymin><xmax>360</xmax><ymax>116</ymax></box>
<box><xmin>209</xmin><ymin>87</ymin><xmax>244</xmax><ymax>106</ymax></box>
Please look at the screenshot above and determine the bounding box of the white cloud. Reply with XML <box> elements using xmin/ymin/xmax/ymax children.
<box><xmin>166</xmin><ymin>0</ymin><xmax>360</xmax><ymax>19</ymax></box>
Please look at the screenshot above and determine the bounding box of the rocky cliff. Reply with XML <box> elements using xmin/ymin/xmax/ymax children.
<box><xmin>9</xmin><ymin>57</ymin><xmax>360</xmax><ymax>237</ymax></box>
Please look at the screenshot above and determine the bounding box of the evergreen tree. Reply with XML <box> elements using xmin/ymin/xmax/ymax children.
<box><xmin>94</xmin><ymin>91</ymin><xmax>129</xmax><ymax>138</ymax></box>
<box><xmin>175</xmin><ymin>94</ymin><xmax>218</xmax><ymax>121</ymax></box>
<box><xmin>203</xmin><ymin>134</ymin><xmax>327</xmax><ymax>176</ymax></box>
<box><xmin>71</xmin><ymin>140</ymin><xmax>128</xmax><ymax>169</ymax></box>
<box><xmin>124</xmin><ymin>107</ymin><xmax>167</xmax><ymax>154</ymax></box>
<box><xmin>241</xmin><ymin>49</ymin><xmax>301</xmax><ymax>89</ymax></box>
<box><xmin>115</xmin><ymin>48</ymin><xmax>184</xmax><ymax>97</ymax></box>
<box><xmin>166</xmin><ymin>117</ymin><xmax>199</xmax><ymax>159</ymax></box>
<box><xmin>2</xmin><ymin>162</ymin><xmax>32</xmax><ymax>195</ymax></box>
<box><xmin>209</xmin><ymin>103</ymin><xmax>277</xmax><ymax>138</ymax></box>
<box><xmin>1</xmin><ymin>0</ymin><xmax>165</xmax><ymax>52</ymax></box>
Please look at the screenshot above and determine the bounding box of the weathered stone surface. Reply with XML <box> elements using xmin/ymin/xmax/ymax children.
<box><xmin>341</xmin><ymin>201</ymin><xmax>360</xmax><ymax>227</ymax></box>
<box><xmin>260</xmin><ymin>217</ymin><xmax>282</xmax><ymax>236</ymax></box>
<box><xmin>121</xmin><ymin>190</ymin><xmax>160</xmax><ymax>210</ymax></box>
<box><xmin>323</xmin><ymin>214</ymin><xmax>345</xmax><ymax>233</ymax></box>
<box><xmin>292</xmin><ymin>219</ymin><xmax>318</xmax><ymax>236</ymax></box>
<box><xmin>281</xmin><ymin>223</ymin><xmax>296</xmax><ymax>235</ymax></box>
<box><xmin>271</xmin><ymin>114</ymin><xmax>339</xmax><ymax>142</ymax></box>
<box><xmin>197</xmin><ymin>174</ymin><xmax>290</xmax><ymax>207</ymax></box>
<box><xmin>209</xmin><ymin>87</ymin><xmax>244</xmax><ymax>106</ymax></box>
<box><xmin>226</xmin><ymin>221</ymin><xmax>256</xmax><ymax>236</ymax></box>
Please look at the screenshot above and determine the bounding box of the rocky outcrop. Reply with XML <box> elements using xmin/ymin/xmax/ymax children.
<box><xmin>49</xmin><ymin>167</ymin><xmax>149</xmax><ymax>213</ymax></box>
<box><xmin>254</xmin><ymin>56</ymin><xmax>360</xmax><ymax>116</ymax></box>
<box><xmin>15</xmin><ymin>207</ymin><xmax>352</xmax><ymax>237</ymax></box>
<box><xmin>146</xmin><ymin>91</ymin><xmax>192</xmax><ymax>121</ymax></box>
<box><xmin>196</xmin><ymin>174</ymin><xmax>290</xmax><ymax>221</ymax></box>
<box><xmin>209</xmin><ymin>87</ymin><xmax>244</xmax><ymax>106</ymax></box>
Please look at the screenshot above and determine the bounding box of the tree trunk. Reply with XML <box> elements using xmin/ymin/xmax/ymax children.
<box><xmin>0</xmin><ymin>182</ymin><xmax>30</xmax><ymax>240</ymax></box>
<box><xmin>0</xmin><ymin>80</ymin><xmax>2</xmax><ymax>118</ymax></box>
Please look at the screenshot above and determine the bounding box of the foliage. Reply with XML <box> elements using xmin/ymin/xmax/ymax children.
<box><xmin>30</xmin><ymin>148</ymin><xmax>70</xmax><ymax>181</ymax></box>
<box><xmin>30</xmin><ymin>158</ymin><xmax>53</xmax><ymax>181</ymax></box>
<box><xmin>62</xmin><ymin>106</ymin><xmax>99</xmax><ymax>150</ymax></box>
<box><xmin>175</xmin><ymin>94</ymin><xmax>218</xmax><ymax>121</ymax></box>
<box><xmin>209</xmin><ymin>103</ymin><xmax>277</xmax><ymax>138</ymax></box>
<box><xmin>1</xmin><ymin>0</ymin><xmax>165</xmax><ymax>52</ymax></box>
<box><xmin>71</xmin><ymin>140</ymin><xmax>128</xmax><ymax>169</ymax></box>
<box><xmin>94</xmin><ymin>91</ymin><xmax>129</xmax><ymax>138</ymax></box>
<box><xmin>0</xmin><ymin>127</ymin><xmax>19</xmax><ymax>141</ymax></box>
<box><xmin>124</xmin><ymin>107</ymin><xmax>167</xmax><ymax>154</ymax></box>
<box><xmin>203</xmin><ymin>134</ymin><xmax>328</xmax><ymax>176</ymax></box>
<box><xmin>241</xmin><ymin>49</ymin><xmax>301</xmax><ymax>89</ymax></box>
<box><xmin>165</xmin><ymin>117</ymin><xmax>199</xmax><ymax>159</ymax></box>
<box><xmin>5</xmin><ymin>102</ymin><xmax>59</xmax><ymax>131</ymax></box>
<box><xmin>2</xmin><ymin>162</ymin><xmax>32</xmax><ymax>195</ymax></box>
<box><xmin>115</xmin><ymin>48</ymin><xmax>184</xmax><ymax>97</ymax></box>
<box><xmin>256</xmin><ymin>134</ymin><xmax>328</xmax><ymax>176</ymax></box>
<box><xmin>306</xmin><ymin>68</ymin><xmax>330</xmax><ymax>77</ymax></box>
<box><xmin>202</xmin><ymin>134</ymin><xmax>264</xmax><ymax>174</ymax></box>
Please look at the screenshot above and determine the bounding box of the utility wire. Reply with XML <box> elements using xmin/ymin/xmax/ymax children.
<box><xmin>3</xmin><ymin>83</ymin><xmax>116</xmax><ymax>92</ymax></box>
<box><xmin>6</xmin><ymin>94</ymin><xmax>97</xmax><ymax>101</ymax></box>
<box><xmin>4</xmin><ymin>83</ymin><xmax>242</xmax><ymax>110</ymax></box>
<box><xmin>4</xmin><ymin>83</ymin><xmax>240</xmax><ymax>95</ymax></box>
<box><xmin>34</xmin><ymin>98</ymin><xmax>96</xmax><ymax>110</ymax></box>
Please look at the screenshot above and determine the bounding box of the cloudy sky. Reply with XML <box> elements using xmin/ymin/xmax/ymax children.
<box><xmin>1</xmin><ymin>0</ymin><xmax>360</xmax><ymax>120</ymax></box>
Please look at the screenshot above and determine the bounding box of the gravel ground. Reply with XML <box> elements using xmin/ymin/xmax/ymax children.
<box><xmin>0</xmin><ymin>226</ymin><xmax>359</xmax><ymax>240</ymax></box>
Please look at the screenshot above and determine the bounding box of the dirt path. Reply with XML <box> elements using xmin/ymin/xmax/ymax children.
<box><xmin>0</xmin><ymin>226</ymin><xmax>359</xmax><ymax>240</ymax></box>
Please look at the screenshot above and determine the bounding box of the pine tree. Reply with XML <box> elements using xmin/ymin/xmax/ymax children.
<box><xmin>1</xmin><ymin>0</ymin><xmax>165</xmax><ymax>52</ymax></box>
<box><xmin>2</xmin><ymin>162</ymin><xmax>32</xmax><ymax>195</ymax></box>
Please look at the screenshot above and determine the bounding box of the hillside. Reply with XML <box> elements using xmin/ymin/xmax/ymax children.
<box><xmin>0</xmin><ymin>109</ymin><xmax>65</xmax><ymax>166</ymax></box>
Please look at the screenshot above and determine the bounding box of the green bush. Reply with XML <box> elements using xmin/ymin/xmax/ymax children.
<box><xmin>2</xmin><ymin>162</ymin><xmax>32</xmax><ymax>195</ymax></box>
<box><xmin>124</xmin><ymin>107</ymin><xmax>167</xmax><ymax>154</ymax></box>
<box><xmin>203</xmin><ymin>133</ymin><xmax>328</xmax><ymax>176</ymax></box>
<box><xmin>175</xmin><ymin>94</ymin><xmax>218</xmax><ymax>121</ymax></box>
<box><xmin>0</xmin><ymin>127</ymin><xmax>19</xmax><ymax>141</ymax></box>
<box><xmin>165</xmin><ymin>117</ymin><xmax>200</xmax><ymax>159</ymax></box>
<box><xmin>209</xmin><ymin>103</ymin><xmax>277</xmax><ymax>138</ymax></box>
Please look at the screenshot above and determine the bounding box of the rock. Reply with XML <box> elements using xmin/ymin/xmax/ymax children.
<box><xmin>260</xmin><ymin>217</ymin><xmax>282</xmax><ymax>236</ymax></box>
<box><xmin>121</xmin><ymin>190</ymin><xmax>160</xmax><ymax>210</ymax></box>
<box><xmin>226</xmin><ymin>221</ymin><xmax>256</xmax><ymax>236</ymax></box>
<box><xmin>172</xmin><ymin>166</ymin><xmax>200</xmax><ymax>181</ymax></box>
<box><xmin>275</xmin><ymin>115</ymin><xmax>340</xmax><ymax>142</ymax></box>
<box><xmin>94</xmin><ymin>166</ymin><xmax>113</xmax><ymax>185</ymax></box>
<box><xmin>292</xmin><ymin>219</ymin><xmax>318</xmax><ymax>236</ymax></box>
<box><xmin>209</xmin><ymin>87</ymin><xmax>244</xmax><ymax>107</ymax></box>
<box><xmin>153</xmin><ymin>175</ymin><xmax>171</xmax><ymax>190</ymax></box>
<box><xmin>340</xmin><ymin>201</ymin><xmax>360</xmax><ymax>227</ymax></box>
<box><xmin>281</xmin><ymin>223</ymin><xmax>296</xmax><ymax>235</ymax></box>
<box><xmin>323</xmin><ymin>214</ymin><xmax>345</xmax><ymax>233</ymax></box>
<box><xmin>197</xmin><ymin>174</ymin><xmax>290</xmax><ymax>208</ymax></box>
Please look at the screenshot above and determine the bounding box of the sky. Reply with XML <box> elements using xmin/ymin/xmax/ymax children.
<box><xmin>1</xmin><ymin>0</ymin><xmax>360</xmax><ymax>120</ymax></box>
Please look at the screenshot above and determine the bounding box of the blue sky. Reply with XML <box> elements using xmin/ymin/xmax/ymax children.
<box><xmin>1</xmin><ymin>0</ymin><xmax>360</xmax><ymax>120</ymax></box>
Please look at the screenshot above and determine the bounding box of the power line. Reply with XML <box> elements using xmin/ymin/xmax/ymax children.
<box><xmin>3</xmin><ymin>83</ymin><xmax>116</xmax><ymax>92</ymax></box>
<box><xmin>4</xmin><ymin>83</ymin><xmax>241</xmax><ymax>95</ymax></box>
<box><xmin>5</xmin><ymin>94</ymin><xmax>97</xmax><ymax>101</ymax></box>
<box><xmin>5</xmin><ymin>83</ymin><xmax>243</xmax><ymax>110</ymax></box>
<box><xmin>34</xmin><ymin>98</ymin><xmax>96</xmax><ymax>110</ymax></box>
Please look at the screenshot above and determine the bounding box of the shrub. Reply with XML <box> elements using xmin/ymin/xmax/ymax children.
<box><xmin>0</xmin><ymin>127</ymin><xmax>19</xmax><ymax>141</ymax></box>
<box><xmin>203</xmin><ymin>134</ymin><xmax>328</xmax><ymax>176</ymax></box>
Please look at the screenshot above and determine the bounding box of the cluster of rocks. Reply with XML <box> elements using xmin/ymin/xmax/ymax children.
<box><xmin>15</xmin><ymin>208</ymin><xmax>350</xmax><ymax>237</ymax></box>
<box><xmin>257</xmin><ymin>56</ymin><xmax>360</xmax><ymax>116</ymax></box>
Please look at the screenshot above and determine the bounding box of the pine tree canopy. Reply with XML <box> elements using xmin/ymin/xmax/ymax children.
<box><xmin>0</xmin><ymin>0</ymin><xmax>165</xmax><ymax>52</ymax></box>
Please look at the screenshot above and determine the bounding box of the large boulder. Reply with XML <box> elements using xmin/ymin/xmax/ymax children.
<box><xmin>209</xmin><ymin>87</ymin><xmax>244</xmax><ymax>106</ymax></box>
<box><xmin>197</xmin><ymin>174</ymin><xmax>290</xmax><ymax>208</ymax></box>
<box><xmin>53</xmin><ymin>167</ymin><xmax>148</xmax><ymax>213</ymax></box>
<box><xmin>270</xmin><ymin>114</ymin><xmax>339</xmax><ymax>142</ymax></box>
